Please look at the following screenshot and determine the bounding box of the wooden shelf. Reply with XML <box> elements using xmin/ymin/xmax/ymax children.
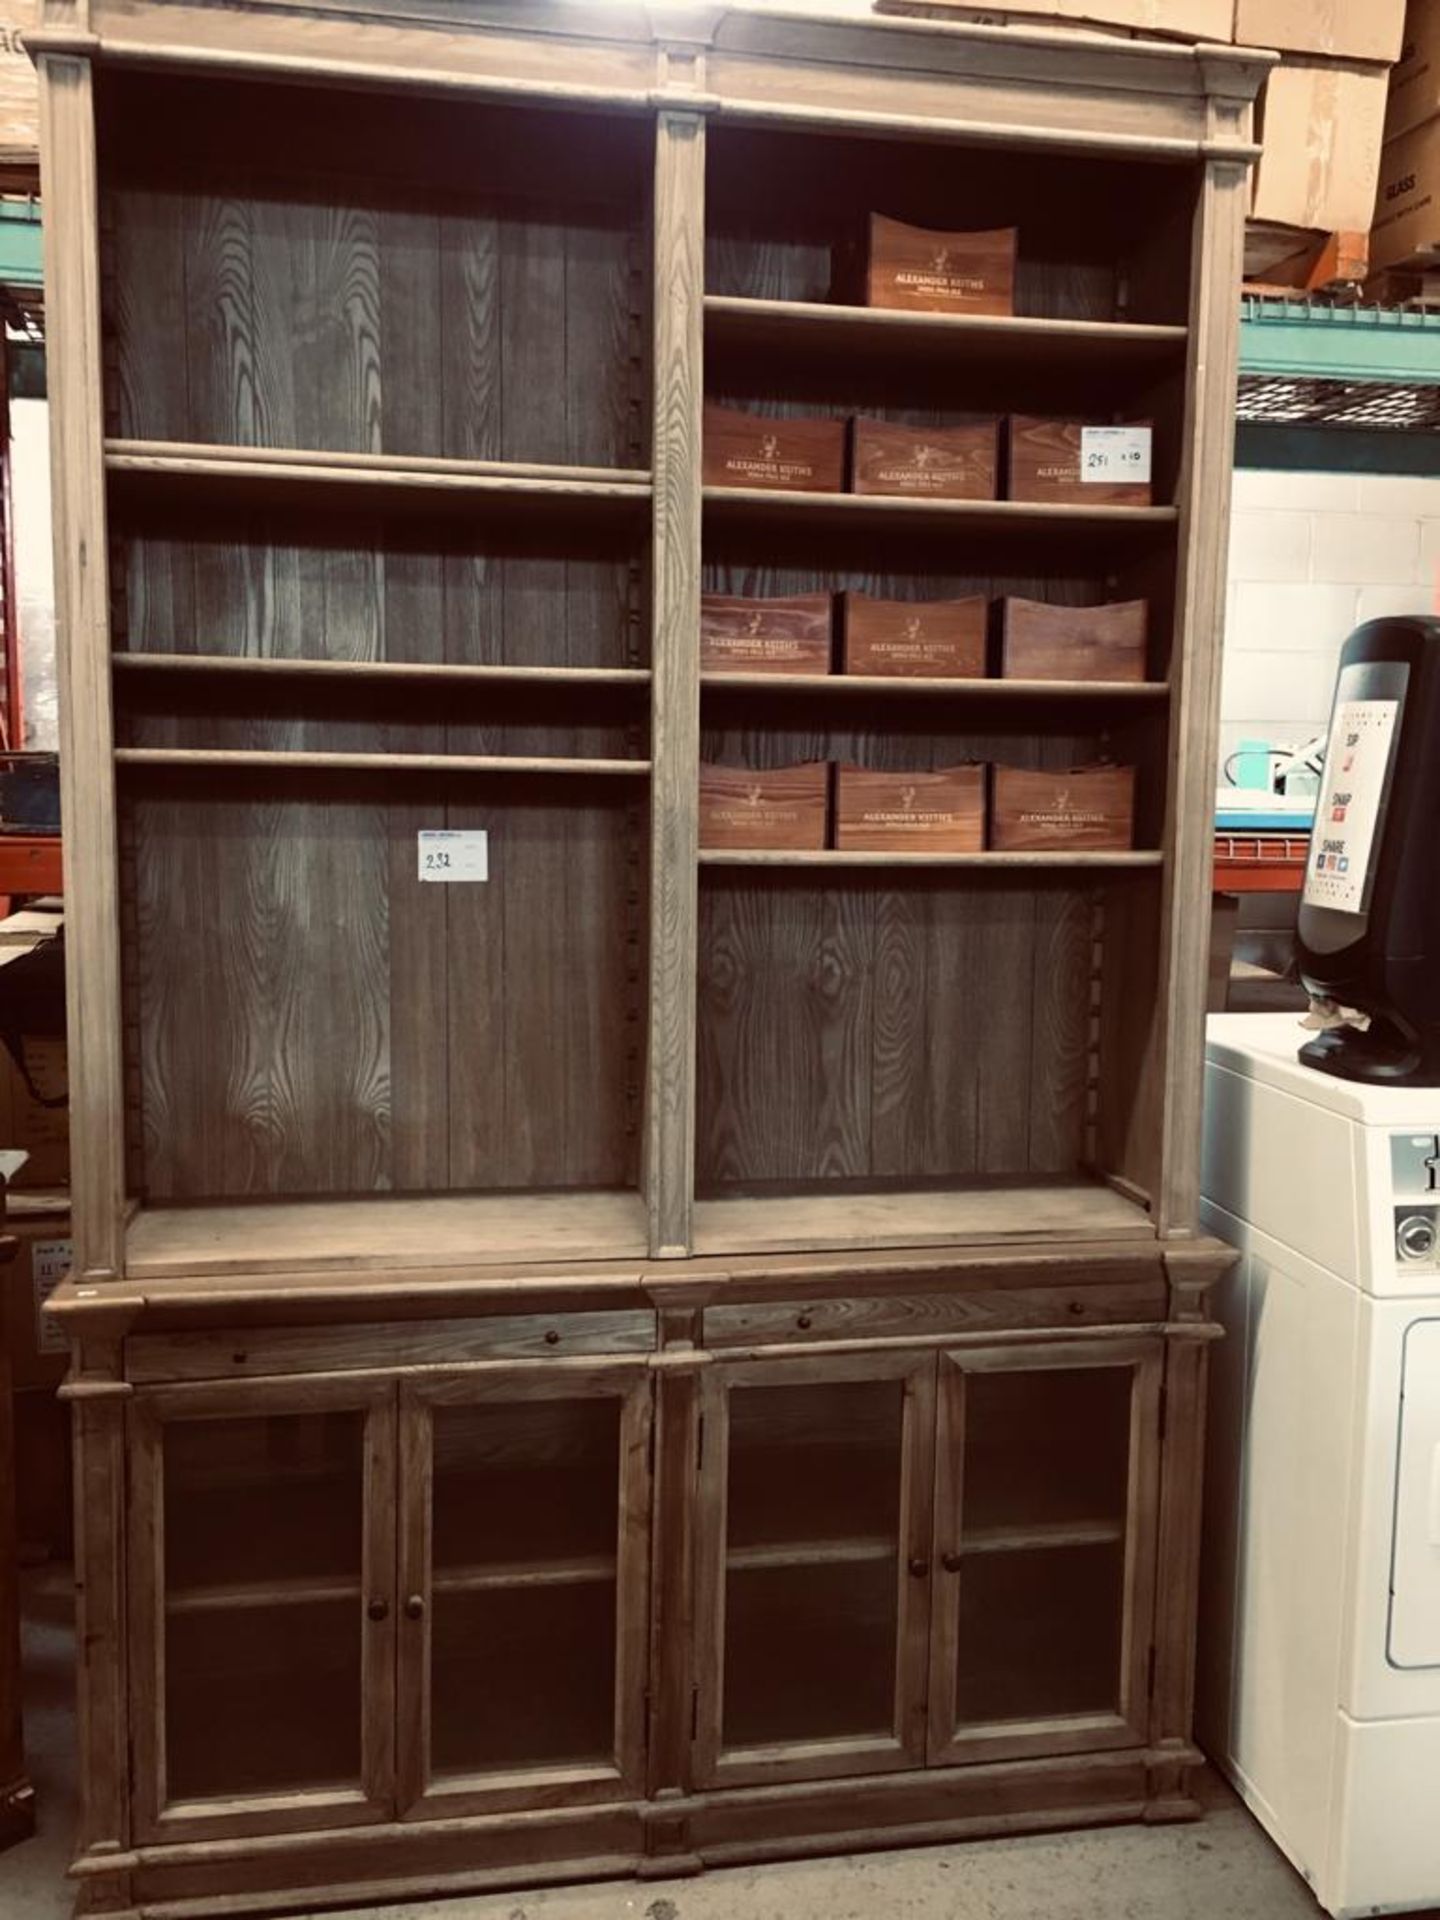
<box><xmin>705</xmin><ymin>295</ymin><xmax>1189</xmax><ymax>372</ymax></box>
<box><xmin>726</xmin><ymin>1539</ymin><xmax>896</xmax><ymax>1573</ymax></box>
<box><xmin>701</xmin><ymin>671</ymin><xmax>1167</xmax><ymax>703</ymax></box>
<box><xmin>114</xmin><ymin>653</ymin><xmax>651</xmax><ymax>690</ymax></box>
<box><xmin>166</xmin><ymin>1577</ymin><xmax>359</xmax><ymax>1617</ymax></box>
<box><xmin>433</xmin><ymin>1557</ymin><xmax>617</xmax><ymax>1595</ymax></box>
<box><xmin>703</xmin><ymin>485</ymin><xmax>1178</xmax><ymax>548</ymax></box>
<box><xmin>691</xmin><ymin>1181</ymin><xmax>1155</xmax><ymax>1257</ymax></box>
<box><xmin>105</xmin><ymin>439</ymin><xmax>652</xmax><ymax>521</ymax></box>
<box><xmin>698</xmin><ymin>850</ymin><xmax>1163</xmax><ymax>871</ymax></box>
<box><xmin>960</xmin><ymin>1520</ymin><xmax>1125</xmax><ymax>1557</ymax></box>
<box><xmin>124</xmin><ymin>1191</ymin><xmax>650</xmax><ymax>1279</ymax></box>
<box><xmin>114</xmin><ymin>748</ymin><xmax>650</xmax><ymax>778</ymax></box>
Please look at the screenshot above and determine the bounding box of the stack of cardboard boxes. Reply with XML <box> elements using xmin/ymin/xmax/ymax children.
<box><xmin>1374</xmin><ymin>2</ymin><xmax>1440</xmax><ymax>274</ymax></box>
<box><xmin>888</xmin><ymin>1</ymin><xmax>1407</xmax><ymax>263</ymax></box>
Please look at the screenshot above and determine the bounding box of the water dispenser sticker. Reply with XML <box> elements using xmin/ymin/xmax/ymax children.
<box><xmin>1304</xmin><ymin>698</ymin><xmax>1402</xmax><ymax>914</ymax></box>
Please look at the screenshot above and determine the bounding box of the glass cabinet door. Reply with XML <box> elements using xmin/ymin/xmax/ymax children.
<box><xmin>128</xmin><ymin>1378</ymin><xmax>397</xmax><ymax>1841</ymax></box>
<box><xmin>398</xmin><ymin>1365</ymin><xmax>652</xmax><ymax>1815</ymax></box>
<box><xmin>695</xmin><ymin>1352</ymin><xmax>935</xmax><ymax>1788</ymax></box>
<box><xmin>928</xmin><ymin>1340</ymin><xmax>1162</xmax><ymax>1766</ymax></box>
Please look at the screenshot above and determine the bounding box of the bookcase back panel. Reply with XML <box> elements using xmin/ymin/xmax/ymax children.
<box><xmin>121</xmin><ymin>780</ymin><xmax>644</xmax><ymax>1201</ymax></box>
<box><xmin>102</xmin><ymin>81</ymin><xmax>648</xmax><ymax>467</ymax></box>
<box><xmin>696</xmin><ymin>878</ymin><xmax>1096</xmax><ymax>1190</ymax></box>
<box><xmin>116</xmin><ymin>513</ymin><xmax>645</xmax><ymax>675</ymax></box>
<box><xmin>706</xmin><ymin>127</ymin><xmax>1198</xmax><ymax>327</ymax></box>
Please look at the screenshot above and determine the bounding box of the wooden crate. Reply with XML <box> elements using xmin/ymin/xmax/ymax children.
<box><xmin>1000</xmin><ymin>597</ymin><xmax>1149</xmax><ymax>681</ymax></box>
<box><xmin>699</xmin><ymin>762</ymin><xmax>830</xmax><ymax>849</ymax></box>
<box><xmin>833</xmin><ymin>763</ymin><xmax>986</xmax><ymax>850</ymax></box>
<box><xmin>864</xmin><ymin>213</ymin><xmax>1016</xmax><ymax>314</ymax></box>
<box><xmin>840</xmin><ymin>592</ymin><xmax>987</xmax><ymax>677</ymax></box>
<box><xmin>703</xmin><ymin>405</ymin><xmax>847</xmax><ymax>491</ymax></box>
<box><xmin>991</xmin><ymin>764</ymin><xmax>1137</xmax><ymax>850</ymax></box>
<box><xmin>1007</xmin><ymin>415</ymin><xmax>1154</xmax><ymax>505</ymax></box>
<box><xmin>851</xmin><ymin>416</ymin><xmax>998</xmax><ymax>499</ymax></box>
<box><xmin>701</xmin><ymin>593</ymin><xmax>834</xmax><ymax>675</ymax></box>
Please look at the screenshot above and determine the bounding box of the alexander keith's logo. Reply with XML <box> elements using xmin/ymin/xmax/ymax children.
<box><xmin>746</xmin><ymin>613</ymin><xmax>764</xmax><ymax>635</ymax></box>
<box><xmin>746</xmin><ymin>782</ymin><xmax>763</xmax><ymax>806</ymax></box>
<box><xmin>913</xmin><ymin>444</ymin><xmax>941</xmax><ymax>469</ymax></box>
<box><xmin>931</xmin><ymin>246</ymin><xmax>952</xmax><ymax>274</ymax></box>
<box><xmin>904</xmin><ymin>617</ymin><xmax>922</xmax><ymax>641</ymax></box>
<box><xmin>1056</xmin><ymin>788</ymin><xmax>1072</xmax><ymax>812</ymax></box>
<box><xmin>900</xmin><ymin>784</ymin><xmax>917</xmax><ymax>811</ymax></box>
<box><xmin>760</xmin><ymin>433</ymin><xmax>780</xmax><ymax>460</ymax></box>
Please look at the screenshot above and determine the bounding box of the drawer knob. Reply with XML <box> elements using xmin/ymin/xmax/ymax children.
<box><xmin>545</xmin><ymin>1329</ymin><xmax>561</xmax><ymax>1347</ymax></box>
<box><xmin>796</xmin><ymin>1313</ymin><xmax>813</xmax><ymax>1331</ymax></box>
<box><xmin>367</xmin><ymin>1597</ymin><xmax>389</xmax><ymax>1623</ymax></box>
<box><xmin>405</xmin><ymin>1594</ymin><xmax>426</xmax><ymax>1621</ymax></box>
<box><xmin>942</xmin><ymin>1551</ymin><xmax>964</xmax><ymax>1574</ymax></box>
<box><xmin>908</xmin><ymin>1556</ymin><xmax>929</xmax><ymax>1579</ymax></box>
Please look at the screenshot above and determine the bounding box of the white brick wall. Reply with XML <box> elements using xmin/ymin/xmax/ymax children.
<box><xmin>1219</xmin><ymin>466</ymin><xmax>1440</xmax><ymax>778</ymax></box>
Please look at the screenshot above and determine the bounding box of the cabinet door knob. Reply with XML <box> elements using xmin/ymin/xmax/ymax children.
<box><xmin>908</xmin><ymin>1556</ymin><xmax>929</xmax><ymax>1578</ymax></box>
<box><xmin>405</xmin><ymin>1594</ymin><xmax>426</xmax><ymax>1621</ymax></box>
<box><xmin>367</xmin><ymin>1597</ymin><xmax>389</xmax><ymax>1622</ymax></box>
<box><xmin>941</xmin><ymin>1551</ymin><xmax>964</xmax><ymax>1574</ymax></box>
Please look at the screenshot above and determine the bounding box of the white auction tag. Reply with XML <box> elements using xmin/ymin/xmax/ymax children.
<box><xmin>33</xmin><ymin>1237</ymin><xmax>73</xmax><ymax>1354</ymax></box>
<box><xmin>1080</xmin><ymin>425</ymin><xmax>1152</xmax><ymax>486</ymax></box>
<box><xmin>418</xmin><ymin>829</ymin><xmax>489</xmax><ymax>883</ymax></box>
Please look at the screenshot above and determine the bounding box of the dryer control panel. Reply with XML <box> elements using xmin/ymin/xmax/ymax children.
<box><xmin>1392</xmin><ymin>1132</ymin><xmax>1440</xmax><ymax>1267</ymax></box>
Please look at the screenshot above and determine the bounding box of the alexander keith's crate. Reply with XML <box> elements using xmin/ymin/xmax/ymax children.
<box><xmin>841</xmin><ymin>592</ymin><xmax>987</xmax><ymax>677</ymax></box>
<box><xmin>701</xmin><ymin>593</ymin><xmax>833</xmax><ymax>675</ymax></box>
<box><xmin>851</xmin><ymin>416</ymin><xmax>998</xmax><ymax>500</ymax></box>
<box><xmin>699</xmin><ymin>762</ymin><xmax>831</xmax><ymax>851</ymax></box>
<box><xmin>703</xmin><ymin>406</ymin><xmax>847</xmax><ymax>492</ymax></box>
<box><xmin>1007</xmin><ymin>416</ymin><xmax>1153</xmax><ymax>506</ymax></box>
<box><xmin>991</xmin><ymin>764</ymin><xmax>1137</xmax><ymax>852</ymax></box>
<box><xmin>1000</xmin><ymin>597</ymin><xmax>1149</xmax><ymax>682</ymax></box>
<box><xmin>833</xmin><ymin>764</ymin><xmax>986</xmax><ymax>853</ymax></box>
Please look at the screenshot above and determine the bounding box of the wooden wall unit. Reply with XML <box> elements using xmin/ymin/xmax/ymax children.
<box><xmin>36</xmin><ymin>1</ymin><xmax>1270</xmax><ymax>1911</ymax></box>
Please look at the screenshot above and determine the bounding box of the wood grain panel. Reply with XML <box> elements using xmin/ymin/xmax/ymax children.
<box><xmin>697</xmin><ymin>877</ymin><xmax>1097</xmax><ymax>1193</ymax></box>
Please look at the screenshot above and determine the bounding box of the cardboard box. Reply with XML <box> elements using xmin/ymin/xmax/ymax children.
<box><xmin>1387</xmin><ymin>0</ymin><xmax>1440</xmax><ymax>141</ymax></box>
<box><xmin>0</xmin><ymin>3</ymin><xmax>36</xmax><ymax>166</ymax></box>
<box><xmin>1250</xmin><ymin>57</ymin><xmax>1389</xmax><ymax>232</ymax></box>
<box><xmin>1235</xmin><ymin>1</ymin><xmax>1406</xmax><ymax>64</ymax></box>
<box><xmin>879</xmin><ymin>1</ymin><xmax>1233</xmax><ymax>41</ymax></box>
<box><xmin>0</xmin><ymin>1035</ymin><xmax>68</xmax><ymax>1190</ymax></box>
<box><xmin>2</xmin><ymin>1213</ymin><xmax>72</xmax><ymax>1392</ymax></box>
<box><xmin>1372</xmin><ymin>116</ymin><xmax>1440</xmax><ymax>269</ymax></box>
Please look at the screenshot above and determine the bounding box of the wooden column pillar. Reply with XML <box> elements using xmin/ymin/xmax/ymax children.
<box><xmin>38</xmin><ymin>47</ymin><xmax>126</xmax><ymax>1280</ymax></box>
<box><xmin>1156</xmin><ymin>145</ymin><xmax>1250</xmax><ymax>1237</ymax></box>
<box><xmin>645</xmin><ymin>104</ymin><xmax>705</xmax><ymax>1260</ymax></box>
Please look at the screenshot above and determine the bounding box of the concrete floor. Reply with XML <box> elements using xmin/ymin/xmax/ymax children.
<box><xmin>0</xmin><ymin>1566</ymin><xmax>1370</xmax><ymax>1920</ymax></box>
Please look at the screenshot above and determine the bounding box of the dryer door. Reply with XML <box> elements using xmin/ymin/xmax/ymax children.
<box><xmin>1390</xmin><ymin>1317</ymin><xmax>1440</xmax><ymax>1669</ymax></box>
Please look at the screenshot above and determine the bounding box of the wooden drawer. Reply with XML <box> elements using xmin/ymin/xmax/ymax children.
<box><xmin>703</xmin><ymin>1270</ymin><xmax>1167</xmax><ymax>1351</ymax></box>
<box><xmin>126</xmin><ymin>1309</ymin><xmax>657</xmax><ymax>1384</ymax></box>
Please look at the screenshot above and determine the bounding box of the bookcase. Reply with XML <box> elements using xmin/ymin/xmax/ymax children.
<box><xmin>36</xmin><ymin>2</ymin><xmax>1271</xmax><ymax>1912</ymax></box>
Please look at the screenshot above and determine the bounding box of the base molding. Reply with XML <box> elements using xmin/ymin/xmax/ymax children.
<box><xmin>72</xmin><ymin>1747</ymin><xmax>1206</xmax><ymax>1917</ymax></box>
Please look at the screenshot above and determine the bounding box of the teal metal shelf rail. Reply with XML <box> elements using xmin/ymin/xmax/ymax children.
<box><xmin>1240</xmin><ymin>295</ymin><xmax>1440</xmax><ymax>384</ymax></box>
